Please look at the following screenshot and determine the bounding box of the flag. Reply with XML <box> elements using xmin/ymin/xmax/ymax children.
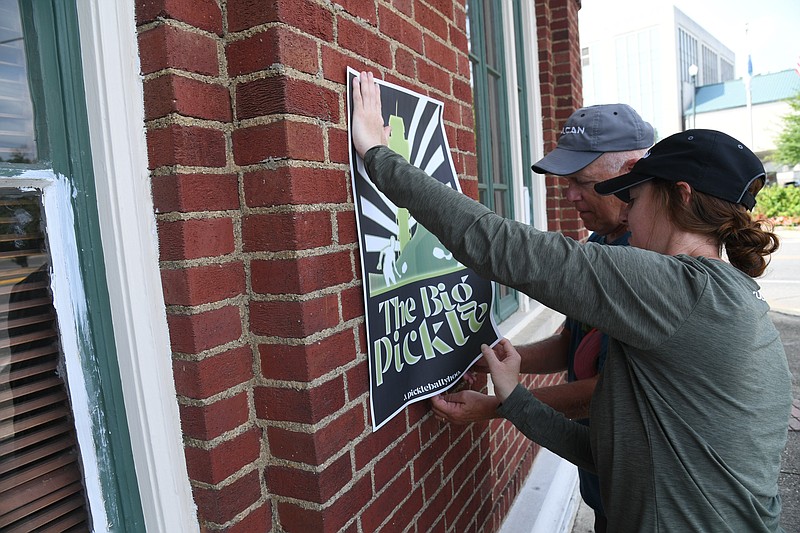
<box><xmin>747</xmin><ymin>54</ymin><xmax>753</xmax><ymax>77</ymax></box>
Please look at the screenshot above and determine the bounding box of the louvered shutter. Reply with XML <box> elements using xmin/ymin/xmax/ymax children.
<box><xmin>0</xmin><ymin>192</ymin><xmax>89</xmax><ymax>531</ymax></box>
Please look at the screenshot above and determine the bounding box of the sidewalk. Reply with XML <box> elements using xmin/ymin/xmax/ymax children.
<box><xmin>781</xmin><ymin>399</ymin><xmax>800</xmax><ymax>532</ymax></box>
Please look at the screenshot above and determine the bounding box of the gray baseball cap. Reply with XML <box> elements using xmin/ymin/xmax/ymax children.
<box><xmin>531</xmin><ymin>104</ymin><xmax>655</xmax><ymax>176</ymax></box>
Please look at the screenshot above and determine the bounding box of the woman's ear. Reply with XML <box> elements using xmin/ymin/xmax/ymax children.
<box><xmin>675</xmin><ymin>181</ymin><xmax>693</xmax><ymax>204</ymax></box>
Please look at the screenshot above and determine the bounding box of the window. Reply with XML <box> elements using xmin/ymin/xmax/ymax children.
<box><xmin>702</xmin><ymin>45</ymin><xmax>718</xmax><ymax>85</ymax></box>
<box><xmin>581</xmin><ymin>46</ymin><xmax>590</xmax><ymax>67</ymax></box>
<box><xmin>720</xmin><ymin>58</ymin><xmax>734</xmax><ymax>82</ymax></box>
<box><xmin>0</xmin><ymin>0</ymin><xmax>143</xmax><ymax>529</ymax></box>
<box><xmin>467</xmin><ymin>0</ymin><xmax>536</xmax><ymax>322</ymax></box>
<box><xmin>677</xmin><ymin>28</ymin><xmax>698</xmax><ymax>83</ymax></box>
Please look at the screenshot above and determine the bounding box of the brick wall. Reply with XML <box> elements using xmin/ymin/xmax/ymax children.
<box><xmin>536</xmin><ymin>0</ymin><xmax>586</xmax><ymax>241</ymax></box>
<box><xmin>136</xmin><ymin>0</ymin><xmax>583</xmax><ymax>530</ymax></box>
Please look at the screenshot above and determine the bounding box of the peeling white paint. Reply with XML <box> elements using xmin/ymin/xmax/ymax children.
<box><xmin>0</xmin><ymin>171</ymin><xmax>111</xmax><ymax>530</ymax></box>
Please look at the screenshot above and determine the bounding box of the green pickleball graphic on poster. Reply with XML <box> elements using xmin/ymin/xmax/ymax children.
<box><xmin>368</xmin><ymin>112</ymin><xmax>463</xmax><ymax>296</ymax></box>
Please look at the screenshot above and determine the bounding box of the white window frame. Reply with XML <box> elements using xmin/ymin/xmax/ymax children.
<box><xmin>75</xmin><ymin>1</ymin><xmax>198</xmax><ymax>531</ymax></box>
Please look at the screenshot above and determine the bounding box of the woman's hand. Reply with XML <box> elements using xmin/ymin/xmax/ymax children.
<box><xmin>481</xmin><ymin>339</ymin><xmax>521</xmax><ymax>402</ymax></box>
<box><xmin>351</xmin><ymin>71</ymin><xmax>391</xmax><ymax>157</ymax></box>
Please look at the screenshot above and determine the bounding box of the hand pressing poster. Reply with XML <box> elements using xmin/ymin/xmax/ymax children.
<box><xmin>346</xmin><ymin>67</ymin><xmax>501</xmax><ymax>430</ymax></box>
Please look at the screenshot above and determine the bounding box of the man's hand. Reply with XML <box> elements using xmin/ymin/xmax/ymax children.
<box><xmin>430</xmin><ymin>390</ymin><xmax>500</xmax><ymax>424</ymax></box>
<box><xmin>351</xmin><ymin>71</ymin><xmax>391</xmax><ymax>157</ymax></box>
<box><xmin>481</xmin><ymin>339</ymin><xmax>521</xmax><ymax>402</ymax></box>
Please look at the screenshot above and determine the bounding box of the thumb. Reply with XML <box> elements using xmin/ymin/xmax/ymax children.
<box><xmin>480</xmin><ymin>343</ymin><xmax>499</xmax><ymax>369</ymax></box>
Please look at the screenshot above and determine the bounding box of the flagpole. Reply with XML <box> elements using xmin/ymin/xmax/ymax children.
<box><xmin>745</xmin><ymin>24</ymin><xmax>754</xmax><ymax>148</ymax></box>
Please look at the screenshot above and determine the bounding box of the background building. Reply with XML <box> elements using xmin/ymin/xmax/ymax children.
<box><xmin>689</xmin><ymin>69</ymin><xmax>800</xmax><ymax>184</ymax></box>
<box><xmin>580</xmin><ymin>2</ymin><xmax>735</xmax><ymax>140</ymax></box>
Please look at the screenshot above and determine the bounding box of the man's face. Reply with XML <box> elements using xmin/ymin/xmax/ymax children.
<box><xmin>562</xmin><ymin>155</ymin><xmax>627</xmax><ymax>236</ymax></box>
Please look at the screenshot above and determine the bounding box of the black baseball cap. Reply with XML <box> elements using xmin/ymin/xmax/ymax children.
<box><xmin>594</xmin><ymin>129</ymin><xmax>765</xmax><ymax>210</ymax></box>
<box><xmin>531</xmin><ymin>104</ymin><xmax>654</xmax><ymax>176</ymax></box>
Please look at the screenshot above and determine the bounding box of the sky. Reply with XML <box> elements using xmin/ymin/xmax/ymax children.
<box><xmin>581</xmin><ymin>0</ymin><xmax>800</xmax><ymax>77</ymax></box>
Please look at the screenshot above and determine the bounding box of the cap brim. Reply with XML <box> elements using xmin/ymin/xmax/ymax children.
<box><xmin>531</xmin><ymin>147</ymin><xmax>603</xmax><ymax>176</ymax></box>
<box><xmin>593</xmin><ymin>172</ymin><xmax>654</xmax><ymax>202</ymax></box>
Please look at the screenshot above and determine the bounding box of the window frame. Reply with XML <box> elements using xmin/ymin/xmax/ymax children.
<box><xmin>1</xmin><ymin>1</ymin><xmax>197</xmax><ymax>530</ymax></box>
<box><xmin>466</xmin><ymin>0</ymin><xmax>546</xmax><ymax>328</ymax></box>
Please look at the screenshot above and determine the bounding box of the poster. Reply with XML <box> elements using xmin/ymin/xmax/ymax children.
<box><xmin>346</xmin><ymin>68</ymin><xmax>501</xmax><ymax>430</ymax></box>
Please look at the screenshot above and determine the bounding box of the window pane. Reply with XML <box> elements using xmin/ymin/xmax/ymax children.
<box><xmin>0</xmin><ymin>0</ymin><xmax>38</xmax><ymax>164</ymax></box>
<box><xmin>0</xmin><ymin>189</ymin><xmax>90</xmax><ymax>530</ymax></box>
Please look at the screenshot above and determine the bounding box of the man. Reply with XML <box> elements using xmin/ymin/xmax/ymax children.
<box><xmin>431</xmin><ymin>103</ymin><xmax>654</xmax><ymax>533</ymax></box>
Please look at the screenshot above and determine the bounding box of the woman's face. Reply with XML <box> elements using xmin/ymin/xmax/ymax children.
<box><xmin>620</xmin><ymin>182</ymin><xmax>673</xmax><ymax>253</ymax></box>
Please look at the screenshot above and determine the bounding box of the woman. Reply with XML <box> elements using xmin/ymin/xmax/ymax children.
<box><xmin>351</xmin><ymin>71</ymin><xmax>792</xmax><ymax>532</ymax></box>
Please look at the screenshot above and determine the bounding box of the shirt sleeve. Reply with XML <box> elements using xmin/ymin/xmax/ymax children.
<box><xmin>364</xmin><ymin>145</ymin><xmax>706</xmax><ymax>351</ymax></box>
<box><xmin>498</xmin><ymin>384</ymin><xmax>595</xmax><ymax>471</ymax></box>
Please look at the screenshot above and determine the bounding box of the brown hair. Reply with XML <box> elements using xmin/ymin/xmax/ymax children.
<box><xmin>652</xmin><ymin>179</ymin><xmax>779</xmax><ymax>277</ymax></box>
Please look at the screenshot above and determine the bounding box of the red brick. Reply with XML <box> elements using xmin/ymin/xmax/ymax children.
<box><xmin>344</xmin><ymin>359</ymin><xmax>368</xmax><ymax>400</ymax></box>
<box><xmin>137</xmin><ymin>24</ymin><xmax>219</xmax><ymax>76</ymax></box>
<box><xmin>146</xmin><ymin>124</ymin><xmax>227</xmax><ymax>168</ymax></box>
<box><xmin>385</xmin><ymin>487</ymin><xmax>423</xmax><ymax>531</ymax></box>
<box><xmin>378</xmin><ymin>5</ymin><xmax>423</xmax><ymax>52</ymax></box>
<box><xmin>333</xmin><ymin>0</ymin><xmax>377</xmax><ymax>24</ymax></box>
<box><xmin>166</xmin><ymin>306</ymin><xmax>242</xmax><ymax>354</ymax></box>
<box><xmin>179</xmin><ymin>392</ymin><xmax>249</xmax><ymax>440</ymax></box>
<box><xmin>161</xmin><ymin>262</ymin><xmax>245</xmax><ymax>305</ymax></box>
<box><xmin>259</xmin><ymin>329</ymin><xmax>358</xmax><ymax>381</ymax></box>
<box><xmin>321</xmin><ymin>45</ymin><xmax>370</xmax><ymax>85</ymax></box>
<box><xmin>232</xmin><ymin>120</ymin><xmax>325</xmax><ymax>166</ymax></box>
<box><xmin>227</xmin><ymin>0</ymin><xmax>334</xmax><ymax>38</ymax></box>
<box><xmin>251</xmin><ymin>252</ymin><xmax>352</xmax><ymax>295</ymax></box>
<box><xmin>327</xmin><ymin>127</ymin><xmax>351</xmax><ymax>165</ymax></box>
<box><xmin>395</xmin><ymin>46</ymin><xmax>416</xmax><ymax>78</ymax></box>
<box><xmin>249</xmin><ymin>294</ymin><xmax>339</xmax><ymax>338</ymax></box>
<box><xmin>336</xmin><ymin>210</ymin><xmax>357</xmax><ymax>246</ymax></box>
<box><xmin>424</xmin><ymin>34</ymin><xmax>457</xmax><ymax>72</ymax></box>
<box><xmin>418</xmin><ymin>58</ymin><xmax>451</xmax><ymax>96</ymax></box>
<box><xmin>417</xmin><ymin>475</ymin><xmax>451</xmax><ymax>531</ymax></box>
<box><xmin>243</xmin><ymin>166</ymin><xmax>347</xmax><ymax>208</ymax></box>
<box><xmin>354</xmin><ymin>413</ymin><xmax>406</xmax><ymax>470</ymax></box>
<box><xmin>452</xmin><ymin>76</ymin><xmax>472</xmax><ymax>105</ymax></box>
<box><xmin>392</xmin><ymin>0</ymin><xmax>412</xmax><ymax>17</ymax></box>
<box><xmin>416</xmin><ymin>3</ymin><xmax>448</xmax><ymax>41</ymax></box>
<box><xmin>266</xmin><ymin>404</ymin><xmax>364</xmax><ymax>465</ymax></box>
<box><xmin>192</xmin><ymin>470</ymin><xmax>261</xmax><ymax>524</ymax></box>
<box><xmin>254</xmin><ymin>375</ymin><xmax>345</xmax><ymax>424</ymax></box>
<box><xmin>267</xmin><ymin>453</ymin><xmax>352</xmax><ymax>503</ymax></box>
<box><xmin>226</xmin><ymin>27</ymin><xmax>318</xmax><ymax>77</ymax></box>
<box><xmin>158</xmin><ymin>218</ymin><xmax>235</xmax><ymax>260</ymax></box>
<box><xmin>151</xmin><ymin>173</ymin><xmax>239</xmax><ymax>213</ymax></box>
<box><xmin>135</xmin><ymin>0</ymin><xmax>223</xmax><ymax>34</ymax></box>
<box><xmin>242</xmin><ymin>211</ymin><xmax>331</xmax><ymax>252</ymax></box>
<box><xmin>337</xmin><ymin>18</ymin><xmax>391</xmax><ymax>67</ymax></box>
<box><xmin>173</xmin><ymin>346</ymin><xmax>254</xmax><ymax>399</ymax></box>
<box><xmin>340</xmin><ymin>285</ymin><xmax>364</xmax><ymax>322</ymax></box>
<box><xmin>143</xmin><ymin>74</ymin><xmax>231</xmax><ymax>121</ymax></box>
<box><xmin>224</xmin><ymin>504</ymin><xmax>272</xmax><ymax>533</ymax></box>
<box><xmin>361</xmin><ymin>469</ymin><xmax>412</xmax><ymax>532</ymax></box>
<box><xmin>374</xmin><ymin>433</ymin><xmax>421</xmax><ymax>490</ymax></box>
<box><xmin>236</xmin><ymin>76</ymin><xmax>339</xmax><ymax>122</ymax></box>
<box><xmin>277</xmin><ymin>475</ymin><xmax>371</xmax><ymax>533</ymax></box>
<box><xmin>184</xmin><ymin>429</ymin><xmax>262</xmax><ymax>484</ymax></box>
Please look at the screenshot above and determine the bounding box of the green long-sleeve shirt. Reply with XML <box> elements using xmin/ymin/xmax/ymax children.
<box><xmin>364</xmin><ymin>145</ymin><xmax>792</xmax><ymax>532</ymax></box>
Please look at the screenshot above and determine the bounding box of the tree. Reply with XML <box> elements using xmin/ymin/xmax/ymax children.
<box><xmin>772</xmin><ymin>91</ymin><xmax>800</xmax><ymax>167</ymax></box>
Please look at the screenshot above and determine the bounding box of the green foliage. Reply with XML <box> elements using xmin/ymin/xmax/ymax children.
<box><xmin>772</xmin><ymin>92</ymin><xmax>800</xmax><ymax>167</ymax></box>
<box><xmin>754</xmin><ymin>184</ymin><xmax>800</xmax><ymax>218</ymax></box>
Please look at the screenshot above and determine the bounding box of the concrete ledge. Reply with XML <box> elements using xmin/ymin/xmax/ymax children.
<box><xmin>499</xmin><ymin>448</ymin><xmax>581</xmax><ymax>533</ymax></box>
